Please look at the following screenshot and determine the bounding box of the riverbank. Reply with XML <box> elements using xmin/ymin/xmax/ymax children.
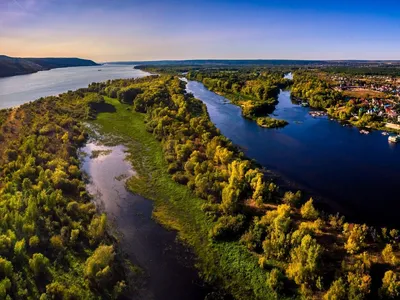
<box><xmin>80</xmin><ymin>138</ymin><xmax>209</xmax><ymax>299</ymax></box>
<box><xmin>91</xmin><ymin>96</ymin><xmax>275</xmax><ymax>299</ymax></box>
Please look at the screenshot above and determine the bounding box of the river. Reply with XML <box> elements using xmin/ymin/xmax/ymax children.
<box><xmin>80</xmin><ymin>142</ymin><xmax>209</xmax><ymax>300</ymax></box>
<box><xmin>2</xmin><ymin>64</ymin><xmax>400</xmax><ymax>257</ymax></box>
<box><xmin>185</xmin><ymin>79</ymin><xmax>400</xmax><ymax>228</ymax></box>
<box><xmin>0</xmin><ymin>64</ymin><xmax>148</xmax><ymax>109</ymax></box>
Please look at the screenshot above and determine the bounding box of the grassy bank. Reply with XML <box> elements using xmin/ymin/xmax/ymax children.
<box><xmin>92</xmin><ymin>97</ymin><xmax>281</xmax><ymax>299</ymax></box>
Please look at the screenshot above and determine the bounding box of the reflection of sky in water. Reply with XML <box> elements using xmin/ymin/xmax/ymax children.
<box><xmin>80</xmin><ymin>143</ymin><xmax>135</xmax><ymax>215</ymax></box>
<box><xmin>187</xmin><ymin>80</ymin><xmax>400</xmax><ymax>227</ymax></box>
<box><xmin>79</xmin><ymin>142</ymin><xmax>208</xmax><ymax>299</ymax></box>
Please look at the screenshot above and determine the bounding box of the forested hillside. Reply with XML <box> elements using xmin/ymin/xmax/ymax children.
<box><xmin>0</xmin><ymin>55</ymin><xmax>98</xmax><ymax>77</ymax></box>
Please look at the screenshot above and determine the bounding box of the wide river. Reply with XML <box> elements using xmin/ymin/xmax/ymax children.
<box><xmin>186</xmin><ymin>79</ymin><xmax>400</xmax><ymax>228</ymax></box>
<box><xmin>0</xmin><ymin>64</ymin><xmax>148</xmax><ymax>109</ymax></box>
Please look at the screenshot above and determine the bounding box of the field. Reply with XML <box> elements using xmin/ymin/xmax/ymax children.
<box><xmin>342</xmin><ymin>89</ymin><xmax>387</xmax><ymax>99</ymax></box>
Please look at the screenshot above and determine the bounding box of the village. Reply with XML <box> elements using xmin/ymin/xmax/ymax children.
<box><xmin>329</xmin><ymin>74</ymin><xmax>400</xmax><ymax>131</ymax></box>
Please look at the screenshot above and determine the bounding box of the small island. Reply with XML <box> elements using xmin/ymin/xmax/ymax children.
<box><xmin>256</xmin><ymin>116</ymin><xmax>288</xmax><ymax>128</ymax></box>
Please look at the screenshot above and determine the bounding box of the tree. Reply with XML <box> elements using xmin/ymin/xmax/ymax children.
<box><xmin>300</xmin><ymin>198</ymin><xmax>319</xmax><ymax>220</ymax></box>
<box><xmin>50</xmin><ymin>235</ymin><xmax>64</xmax><ymax>250</ymax></box>
<box><xmin>286</xmin><ymin>234</ymin><xmax>322</xmax><ymax>285</ymax></box>
<box><xmin>262</xmin><ymin>205</ymin><xmax>292</xmax><ymax>259</ymax></box>
<box><xmin>220</xmin><ymin>185</ymin><xmax>240</xmax><ymax>214</ymax></box>
<box><xmin>29</xmin><ymin>253</ymin><xmax>50</xmax><ymax>277</ymax></box>
<box><xmin>380</xmin><ymin>271</ymin><xmax>400</xmax><ymax>299</ymax></box>
<box><xmin>252</xmin><ymin>174</ymin><xmax>265</xmax><ymax>206</ymax></box>
<box><xmin>0</xmin><ymin>278</ymin><xmax>11</xmax><ymax>299</ymax></box>
<box><xmin>344</xmin><ymin>224</ymin><xmax>368</xmax><ymax>254</ymax></box>
<box><xmin>347</xmin><ymin>272</ymin><xmax>371</xmax><ymax>300</ymax></box>
<box><xmin>266</xmin><ymin>268</ymin><xmax>284</xmax><ymax>293</ymax></box>
<box><xmin>0</xmin><ymin>258</ymin><xmax>13</xmax><ymax>277</ymax></box>
<box><xmin>84</xmin><ymin>245</ymin><xmax>115</xmax><ymax>285</ymax></box>
<box><xmin>382</xmin><ymin>244</ymin><xmax>399</xmax><ymax>266</ymax></box>
<box><xmin>282</xmin><ymin>191</ymin><xmax>301</xmax><ymax>206</ymax></box>
<box><xmin>324</xmin><ymin>278</ymin><xmax>346</xmax><ymax>300</ymax></box>
<box><xmin>88</xmin><ymin>214</ymin><xmax>107</xmax><ymax>244</ymax></box>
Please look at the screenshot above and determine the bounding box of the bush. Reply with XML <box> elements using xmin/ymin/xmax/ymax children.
<box><xmin>286</xmin><ymin>235</ymin><xmax>322</xmax><ymax>285</ymax></box>
<box><xmin>209</xmin><ymin>215</ymin><xmax>245</xmax><ymax>241</ymax></box>
<box><xmin>266</xmin><ymin>268</ymin><xmax>284</xmax><ymax>293</ymax></box>
<box><xmin>324</xmin><ymin>278</ymin><xmax>346</xmax><ymax>300</ymax></box>
<box><xmin>382</xmin><ymin>244</ymin><xmax>399</xmax><ymax>266</ymax></box>
<box><xmin>29</xmin><ymin>253</ymin><xmax>50</xmax><ymax>277</ymax></box>
<box><xmin>380</xmin><ymin>271</ymin><xmax>400</xmax><ymax>299</ymax></box>
<box><xmin>282</xmin><ymin>191</ymin><xmax>301</xmax><ymax>206</ymax></box>
<box><xmin>300</xmin><ymin>198</ymin><xmax>319</xmax><ymax>220</ymax></box>
<box><xmin>84</xmin><ymin>245</ymin><xmax>115</xmax><ymax>285</ymax></box>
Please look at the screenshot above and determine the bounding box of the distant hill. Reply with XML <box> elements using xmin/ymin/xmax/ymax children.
<box><xmin>110</xmin><ymin>59</ymin><xmax>400</xmax><ymax>68</ymax></box>
<box><xmin>0</xmin><ymin>55</ymin><xmax>98</xmax><ymax>78</ymax></box>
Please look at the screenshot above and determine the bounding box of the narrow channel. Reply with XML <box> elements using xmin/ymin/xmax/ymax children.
<box><xmin>185</xmin><ymin>78</ymin><xmax>400</xmax><ymax>228</ymax></box>
<box><xmin>80</xmin><ymin>141</ymin><xmax>209</xmax><ymax>300</ymax></box>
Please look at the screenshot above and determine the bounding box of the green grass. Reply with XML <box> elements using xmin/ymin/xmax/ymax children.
<box><xmin>91</xmin><ymin>97</ymin><xmax>283</xmax><ymax>300</ymax></box>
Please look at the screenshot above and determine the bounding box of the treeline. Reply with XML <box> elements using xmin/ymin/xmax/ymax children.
<box><xmin>324</xmin><ymin>66</ymin><xmax>400</xmax><ymax>76</ymax></box>
<box><xmin>88</xmin><ymin>76</ymin><xmax>400</xmax><ymax>299</ymax></box>
<box><xmin>0</xmin><ymin>91</ymin><xmax>129</xmax><ymax>298</ymax></box>
<box><xmin>291</xmin><ymin>71</ymin><xmax>343</xmax><ymax>109</ymax></box>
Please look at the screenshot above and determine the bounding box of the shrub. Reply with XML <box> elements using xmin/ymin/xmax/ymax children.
<box><xmin>382</xmin><ymin>244</ymin><xmax>399</xmax><ymax>266</ymax></box>
<box><xmin>266</xmin><ymin>268</ymin><xmax>284</xmax><ymax>293</ymax></box>
<box><xmin>324</xmin><ymin>278</ymin><xmax>346</xmax><ymax>300</ymax></box>
<box><xmin>282</xmin><ymin>191</ymin><xmax>301</xmax><ymax>206</ymax></box>
<box><xmin>380</xmin><ymin>271</ymin><xmax>400</xmax><ymax>299</ymax></box>
<box><xmin>29</xmin><ymin>253</ymin><xmax>50</xmax><ymax>277</ymax></box>
<box><xmin>300</xmin><ymin>198</ymin><xmax>319</xmax><ymax>220</ymax></box>
<box><xmin>84</xmin><ymin>245</ymin><xmax>115</xmax><ymax>285</ymax></box>
<box><xmin>209</xmin><ymin>215</ymin><xmax>245</xmax><ymax>241</ymax></box>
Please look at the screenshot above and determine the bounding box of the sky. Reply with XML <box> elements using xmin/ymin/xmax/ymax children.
<box><xmin>1</xmin><ymin>0</ymin><xmax>400</xmax><ymax>62</ymax></box>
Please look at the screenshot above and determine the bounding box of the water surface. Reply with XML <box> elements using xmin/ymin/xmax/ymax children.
<box><xmin>80</xmin><ymin>142</ymin><xmax>208</xmax><ymax>300</ymax></box>
<box><xmin>186</xmin><ymin>80</ymin><xmax>400</xmax><ymax>227</ymax></box>
<box><xmin>0</xmin><ymin>65</ymin><xmax>148</xmax><ymax>109</ymax></box>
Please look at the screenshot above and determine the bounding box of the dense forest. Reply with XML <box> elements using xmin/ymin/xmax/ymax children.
<box><xmin>324</xmin><ymin>66</ymin><xmax>400</xmax><ymax>76</ymax></box>
<box><xmin>291</xmin><ymin>71</ymin><xmax>343</xmax><ymax>109</ymax></box>
<box><xmin>0</xmin><ymin>91</ymin><xmax>131</xmax><ymax>298</ymax></box>
<box><xmin>2</xmin><ymin>74</ymin><xmax>400</xmax><ymax>299</ymax></box>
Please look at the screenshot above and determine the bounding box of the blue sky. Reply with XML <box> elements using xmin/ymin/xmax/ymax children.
<box><xmin>1</xmin><ymin>0</ymin><xmax>400</xmax><ymax>61</ymax></box>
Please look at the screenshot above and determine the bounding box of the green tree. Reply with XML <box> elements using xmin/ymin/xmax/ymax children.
<box><xmin>266</xmin><ymin>268</ymin><xmax>284</xmax><ymax>293</ymax></box>
<box><xmin>282</xmin><ymin>191</ymin><xmax>301</xmax><ymax>206</ymax></box>
<box><xmin>300</xmin><ymin>198</ymin><xmax>319</xmax><ymax>220</ymax></box>
<box><xmin>382</xmin><ymin>244</ymin><xmax>399</xmax><ymax>266</ymax></box>
<box><xmin>380</xmin><ymin>271</ymin><xmax>400</xmax><ymax>299</ymax></box>
<box><xmin>29</xmin><ymin>253</ymin><xmax>50</xmax><ymax>277</ymax></box>
<box><xmin>347</xmin><ymin>272</ymin><xmax>371</xmax><ymax>300</ymax></box>
<box><xmin>324</xmin><ymin>278</ymin><xmax>347</xmax><ymax>300</ymax></box>
<box><xmin>286</xmin><ymin>234</ymin><xmax>322</xmax><ymax>285</ymax></box>
<box><xmin>84</xmin><ymin>245</ymin><xmax>115</xmax><ymax>285</ymax></box>
<box><xmin>344</xmin><ymin>224</ymin><xmax>368</xmax><ymax>254</ymax></box>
